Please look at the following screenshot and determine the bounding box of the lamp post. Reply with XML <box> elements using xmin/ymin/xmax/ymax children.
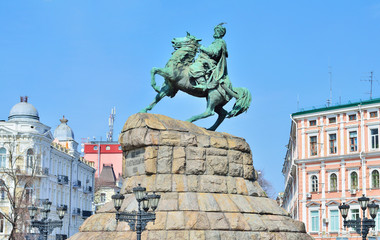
<box><xmin>112</xmin><ymin>184</ymin><xmax>161</xmax><ymax>240</ymax></box>
<box><xmin>339</xmin><ymin>194</ymin><xmax>380</xmax><ymax>240</ymax></box>
<box><xmin>28</xmin><ymin>199</ymin><xmax>67</xmax><ymax>240</ymax></box>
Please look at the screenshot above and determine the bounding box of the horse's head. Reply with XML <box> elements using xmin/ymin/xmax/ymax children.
<box><xmin>172</xmin><ymin>32</ymin><xmax>201</xmax><ymax>51</ymax></box>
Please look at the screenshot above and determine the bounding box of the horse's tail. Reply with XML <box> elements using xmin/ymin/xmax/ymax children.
<box><xmin>227</xmin><ymin>87</ymin><xmax>252</xmax><ymax>118</ymax></box>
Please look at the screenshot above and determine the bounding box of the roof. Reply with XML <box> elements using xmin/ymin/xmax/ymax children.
<box><xmin>292</xmin><ymin>98</ymin><xmax>380</xmax><ymax>117</ymax></box>
<box><xmin>8</xmin><ymin>101</ymin><xmax>39</xmax><ymax>122</ymax></box>
<box><xmin>97</xmin><ymin>164</ymin><xmax>117</xmax><ymax>187</ymax></box>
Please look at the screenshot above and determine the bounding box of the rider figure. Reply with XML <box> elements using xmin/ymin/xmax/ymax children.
<box><xmin>189</xmin><ymin>23</ymin><xmax>228</xmax><ymax>90</ymax></box>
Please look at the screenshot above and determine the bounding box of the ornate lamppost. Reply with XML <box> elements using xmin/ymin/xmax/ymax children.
<box><xmin>339</xmin><ymin>194</ymin><xmax>380</xmax><ymax>240</ymax></box>
<box><xmin>112</xmin><ymin>184</ymin><xmax>161</xmax><ymax>240</ymax></box>
<box><xmin>28</xmin><ymin>199</ymin><xmax>67</xmax><ymax>240</ymax></box>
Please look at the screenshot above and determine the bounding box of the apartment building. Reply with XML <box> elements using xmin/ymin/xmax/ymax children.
<box><xmin>0</xmin><ymin>98</ymin><xmax>95</xmax><ymax>239</ymax></box>
<box><xmin>282</xmin><ymin>98</ymin><xmax>380</xmax><ymax>239</ymax></box>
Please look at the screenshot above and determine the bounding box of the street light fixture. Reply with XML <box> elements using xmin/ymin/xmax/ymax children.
<box><xmin>339</xmin><ymin>194</ymin><xmax>379</xmax><ymax>240</ymax></box>
<box><xmin>29</xmin><ymin>199</ymin><xmax>67</xmax><ymax>240</ymax></box>
<box><xmin>112</xmin><ymin>184</ymin><xmax>161</xmax><ymax>240</ymax></box>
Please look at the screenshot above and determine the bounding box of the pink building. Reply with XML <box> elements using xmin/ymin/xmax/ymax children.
<box><xmin>83</xmin><ymin>141</ymin><xmax>123</xmax><ymax>179</ymax></box>
<box><xmin>282</xmin><ymin>98</ymin><xmax>380</xmax><ymax>239</ymax></box>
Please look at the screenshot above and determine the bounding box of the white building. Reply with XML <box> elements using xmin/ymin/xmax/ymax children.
<box><xmin>0</xmin><ymin>97</ymin><xmax>95</xmax><ymax>239</ymax></box>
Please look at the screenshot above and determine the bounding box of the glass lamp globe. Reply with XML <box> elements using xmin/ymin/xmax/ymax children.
<box><xmin>339</xmin><ymin>202</ymin><xmax>350</xmax><ymax>219</ymax></box>
<box><xmin>142</xmin><ymin>196</ymin><xmax>150</xmax><ymax>212</ymax></box>
<box><xmin>368</xmin><ymin>201</ymin><xmax>380</xmax><ymax>219</ymax></box>
<box><xmin>56</xmin><ymin>206</ymin><xmax>66</xmax><ymax>220</ymax></box>
<box><xmin>28</xmin><ymin>206</ymin><xmax>38</xmax><ymax>219</ymax></box>
<box><xmin>149</xmin><ymin>192</ymin><xmax>161</xmax><ymax>211</ymax></box>
<box><xmin>133</xmin><ymin>184</ymin><xmax>146</xmax><ymax>202</ymax></box>
<box><xmin>358</xmin><ymin>194</ymin><xmax>370</xmax><ymax>211</ymax></box>
<box><xmin>111</xmin><ymin>192</ymin><xmax>125</xmax><ymax>211</ymax></box>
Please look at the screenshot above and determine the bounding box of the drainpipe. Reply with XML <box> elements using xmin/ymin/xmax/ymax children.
<box><xmin>358</xmin><ymin>104</ymin><xmax>366</xmax><ymax>195</ymax></box>
<box><xmin>97</xmin><ymin>138</ymin><xmax>101</xmax><ymax>178</ymax></box>
<box><xmin>68</xmin><ymin>156</ymin><xmax>73</xmax><ymax>237</ymax></box>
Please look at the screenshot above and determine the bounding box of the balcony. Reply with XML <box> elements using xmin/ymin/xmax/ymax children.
<box><xmin>72</xmin><ymin>208</ymin><xmax>81</xmax><ymax>216</ymax></box>
<box><xmin>73</xmin><ymin>180</ymin><xmax>82</xmax><ymax>188</ymax></box>
<box><xmin>82</xmin><ymin>210</ymin><xmax>92</xmax><ymax>219</ymax></box>
<box><xmin>57</xmin><ymin>175</ymin><xmax>69</xmax><ymax>185</ymax></box>
<box><xmin>83</xmin><ymin>186</ymin><xmax>92</xmax><ymax>194</ymax></box>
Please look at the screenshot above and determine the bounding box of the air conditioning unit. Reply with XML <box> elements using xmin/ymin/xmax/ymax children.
<box><xmin>350</xmin><ymin>189</ymin><xmax>356</xmax><ymax>195</ymax></box>
<box><xmin>306</xmin><ymin>193</ymin><xmax>312</xmax><ymax>199</ymax></box>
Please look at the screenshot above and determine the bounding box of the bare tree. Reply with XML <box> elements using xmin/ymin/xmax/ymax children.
<box><xmin>257</xmin><ymin>169</ymin><xmax>276</xmax><ymax>199</ymax></box>
<box><xmin>0</xmin><ymin>140</ymin><xmax>40</xmax><ymax>240</ymax></box>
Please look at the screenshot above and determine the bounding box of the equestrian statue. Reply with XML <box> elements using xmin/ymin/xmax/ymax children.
<box><xmin>140</xmin><ymin>23</ymin><xmax>252</xmax><ymax>131</ymax></box>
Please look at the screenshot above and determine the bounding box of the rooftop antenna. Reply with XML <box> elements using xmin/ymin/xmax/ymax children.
<box><xmin>361</xmin><ymin>71</ymin><xmax>376</xmax><ymax>100</ymax></box>
<box><xmin>107</xmin><ymin>107</ymin><xmax>116</xmax><ymax>142</ymax></box>
<box><xmin>326</xmin><ymin>66</ymin><xmax>332</xmax><ymax>107</ymax></box>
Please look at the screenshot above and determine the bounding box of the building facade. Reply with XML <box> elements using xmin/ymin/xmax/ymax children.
<box><xmin>0</xmin><ymin>98</ymin><xmax>95</xmax><ymax>239</ymax></box>
<box><xmin>83</xmin><ymin>141</ymin><xmax>122</xmax><ymax>180</ymax></box>
<box><xmin>282</xmin><ymin>98</ymin><xmax>380</xmax><ymax>239</ymax></box>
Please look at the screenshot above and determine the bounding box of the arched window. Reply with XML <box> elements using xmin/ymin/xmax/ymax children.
<box><xmin>311</xmin><ymin>175</ymin><xmax>318</xmax><ymax>192</ymax></box>
<box><xmin>351</xmin><ymin>172</ymin><xmax>358</xmax><ymax>190</ymax></box>
<box><xmin>26</xmin><ymin>149</ymin><xmax>34</xmax><ymax>168</ymax></box>
<box><xmin>330</xmin><ymin>173</ymin><xmax>337</xmax><ymax>191</ymax></box>
<box><xmin>0</xmin><ymin>148</ymin><xmax>6</xmax><ymax>168</ymax></box>
<box><xmin>373</xmin><ymin>170</ymin><xmax>380</xmax><ymax>189</ymax></box>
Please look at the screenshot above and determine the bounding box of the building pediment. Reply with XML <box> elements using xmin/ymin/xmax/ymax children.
<box><xmin>326</xmin><ymin>200</ymin><xmax>340</xmax><ymax>206</ymax></box>
<box><xmin>346</xmin><ymin>199</ymin><xmax>359</xmax><ymax>205</ymax></box>
<box><xmin>0</xmin><ymin>126</ymin><xmax>17</xmax><ymax>135</ymax></box>
<box><xmin>306</xmin><ymin>201</ymin><xmax>321</xmax><ymax>207</ymax></box>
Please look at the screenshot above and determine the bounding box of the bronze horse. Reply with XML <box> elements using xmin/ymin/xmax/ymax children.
<box><xmin>140</xmin><ymin>33</ymin><xmax>252</xmax><ymax>131</ymax></box>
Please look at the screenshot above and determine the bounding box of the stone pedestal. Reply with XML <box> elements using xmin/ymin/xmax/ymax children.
<box><xmin>69</xmin><ymin>113</ymin><xmax>312</xmax><ymax>240</ymax></box>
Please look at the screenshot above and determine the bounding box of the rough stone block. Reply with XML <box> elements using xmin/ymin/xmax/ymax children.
<box><xmin>144</xmin><ymin>158</ymin><xmax>156</xmax><ymax>174</ymax></box>
<box><xmin>197</xmin><ymin>193</ymin><xmax>220</xmax><ymax>212</ymax></box>
<box><xmin>172</xmin><ymin>157</ymin><xmax>186</xmax><ymax>174</ymax></box>
<box><xmin>180</xmin><ymin>133</ymin><xmax>197</xmax><ymax>146</ymax></box>
<box><xmin>187</xmin><ymin>175</ymin><xmax>199</xmax><ymax>191</ymax></box>
<box><xmin>227</xmin><ymin>137</ymin><xmax>250</xmax><ymax>152</ymax></box>
<box><xmin>157</xmin><ymin>192</ymin><xmax>178</xmax><ymax>211</ymax></box>
<box><xmin>243</xmin><ymin>164</ymin><xmax>254</xmax><ymax>179</ymax></box>
<box><xmin>173</xmin><ymin>147</ymin><xmax>186</xmax><ymax>159</ymax></box>
<box><xmin>166</xmin><ymin>231</ymin><xmax>189</xmax><ymax>240</ymax></box>
<box><xmin>144</xmin><ymin>146</ymin><xmax>158</xmax><ymax>159</ymax></box>
<box><xmin>126</xmin><ymin>128</ymin><xmax>148</xmax><ymax>147</ymax></box>
<box><xmin>227</xmin><ymin>150</ymin><xmax>243</xmax><ymax>164</ymax></box>
<box><xmin>235</xmin><ymin>177</ymin><xmax>248</xmax><ymax>195</ymax></box>
<box><xmin>242</xmin><ymin>213</ymin><xmax>267</xmax><ymax>231</ymax></box>
<box><xmin>242</xmin><ymin>152</ymin><xmax>253</xmax><ymax>165</ymax></box>
<box><xmin>184</xmin><ymin>212</ymin><xmax>210</xmax><ymax>230</ymax></box>
<box><xmin>145</xmin><ymin>129</ymin><xmax>160</xmax><ymax>146</ymax></box>
<box><xmin>166</xmin><ymin>212</ymin><xmax>185</xmax><ymax>230</ymax></box>
<box><xmin>213</xmin><ymin>194</ymin><xmax>240</xmax><ymax>212</ymax></box>
<box><xmin>224</xmin><ymin>213</ymin><xmax>250</xmax><ymax>230</ymax></box>
<box><xmin>210</xmin><ymin>136</ymin><xmax>228</xmax><ymax>149</ymax></box>
<box><xmin>206</xmin><ymin>212</ymin><xmax>230</xmax><ymax>230</ymax></box>
<box><xmin>206</xmin><ymin>148</ymin><xmax>228</xmax><ymax>156</ymax></box>
<box><xmin>157</xmin><ymin>146</ymin><xmax>172</xmax><ymax>174</ymax></box>
<box><xmin>206</xmin><ymin>156</ymin><xmax>228</xmax><ymax>175</ymax></box>
<box><xmin>199</xmin><ymin>175</ymin><xmax>227</xmax><ymax>193</ymax></box>
<box><xmin>146</xmin><ymin>212</ymin><xmax>167</xmax><ymax>230</ymax></box>
<box><xmin>160</xmin><ymin>130</ymin><xmax>181</xmax><ymax>146</ymax></box>
<box><xmin>189</xmin><ymin>231</ymin><xmax>206</xmax><ymax>240</ymax></box>
<box><xmin>196</xmin><ymin>135</ymin><xmax>210</xmax><ymax>148</ymax></box>
<box><xmin>228</xmin><ymin>163</ymin><xmax>243</xmax><ymax>177</ymax></box>
<box><xmin>172</xmin><ymin>174</ymin><xmax>187</xmax><ymax>192</ymax></box>
<box><xmin>179</xmin><ymin>192</ymin><xmax>199</xmax><ymax>211</ymax></box>
<box><xmin>186</xmin><ymin>147</ymin><xmax>205</xmax><ymax>160</ymax></box>
<box><xmin>155</xmin><ymin>174</ymin><xmax>172</xmax><ymax>192</ymax></box>
<box><xmin>186</xmin><ymin>160</ymin><xmax>205</xmax><ymax>175</ymax></box>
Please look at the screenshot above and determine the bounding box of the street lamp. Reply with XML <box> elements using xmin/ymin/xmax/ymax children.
<box><xmin>112</xmin><ymin>184</ymin><xmax>161</xmax><ymax>240</ymax></box>
<box><xmin>28</xmin><ymin>199</ymin><xmax>67</xmax><ymax>240</ymax></box>
<box><xmin>339</xmin><ymin>194</ymin><xmax>380</xmax><ymax>240</ymax></box>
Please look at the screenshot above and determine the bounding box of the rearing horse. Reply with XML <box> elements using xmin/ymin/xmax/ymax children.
<box><xmin>140</xmin><ymin>33</ymin><xmax>252</xmax><ymax>131</ymax></box>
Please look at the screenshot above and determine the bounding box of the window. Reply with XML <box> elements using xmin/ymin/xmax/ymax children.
<box><xmin>311</xmin><ymin>210</ymin><xmax>319</xmax><ymax>232</ymax></box>
<box><xmin>311</xmin><ymin>175</ymin><xmax>318</xmax><ymax>192</ymax></box>
<box><xmin>25</xmin><ymin>186</ymin><xmax>33</xmax><ymax>204</ymax></box>
<box><xmin>329</xmin><ymin>134</ymin><xmax>337</xmax><ymax>154</ymax></box>
<box><xmin>26</xmin><ymin>149</ymin><xmax>33</xmax><ymax>168</ymax></box>
<box><xmin>0</xmin><ymin>148</ymin><xmax>5</xmax><ymax>168</ymax></box>
<box><xmin>351</xmin><ymin>209</ymin><xmax>360</xmax><ymax>231</ymax></box>
<box><xmin>100</xmin><ymin>193</ymin><xmax>106</xmax><ymax>202</ymax></box>
<box><xmin>349</xmin><ymin>131</ymin><xmax>358</xmax><ymax>152</ymax></box>
<box><xmin>371</xmin><ymin>129</ymin><xmax>379</xmax><ymax>149</ymax></box>
<box><xmin>0</xmin><ymin>214</ymin><xmax>4</xmax><ymax>233</ymax></box>
<box><xmin>310</xmin><ymin>136</ymin><xmax>318</xmax><ymax>156</ymax></box>
<box><xmin>370</xmin><ymin>111</ymin><xmax>378</xmax><ymax>118</ymax></box>
<box><xmin>376</xmin><ymin>212</ymin><xmax>380</xmax><ymax>231</ymax></box>
<box><xmin>351</xmin><ymin>172</ymin><xmax>358</xmax><ymax>190</ymax></box>
<box><xmin>309</xmin><ymin>120</ymin><xmax>316</xmax><ymax>126</ymax></box>
<box><xmin>0</xmin><ymin>189</ymin><xmax>5</xmax><ymax>201</ymax></box>
<box><xmin>93</xmin><ymin>146</ymin><xmax>98</xmax><ymax>150</ymax></box>
<box><xmin>349</xmin><ymin>114</ymin><xmax>357</xmax><ymax>121</ymax></box>
<box><xmin>330</xmin><ymin>173</ymin><xmax>337</xmax><ymax>191</ymax></box>
<box><xmin>373</xmin><ymin>170</ymin><xmax>380</xmax><ymax>189</ymax></box>
<box><xmin>329</xmin><ymin>117</ymin><xmax>336</xmax><ymax>124</ymax></box>
<box><xmin>330</xmin><ymin>210</ymin><xmax>339</xmax><ymax>232</ymax></box>
<box><xmin>106</xmin><ymin>146</ymin><xmax>110</xmax><ymax>150</ymax></box>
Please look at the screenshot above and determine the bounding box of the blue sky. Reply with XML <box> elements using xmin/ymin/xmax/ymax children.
<box><xmin>1</xmin><ymin>1</ymin><xmax>380</xmax><ymax>197</ymax></box>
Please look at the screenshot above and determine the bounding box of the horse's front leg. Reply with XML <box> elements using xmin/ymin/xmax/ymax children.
<box><xmin>186</xmin><ymin>95</ymin><xmax>216</xmax><ymax>123</ymax></box>
<box><xmin>140</xmin><ymin>89</ymin><xmax>168</xmax><ymax>113</ymax></box>
<box><xmin>151</xmin><ymin>67</ymin><xmax>172</xmax><ymax>93</ymax></box>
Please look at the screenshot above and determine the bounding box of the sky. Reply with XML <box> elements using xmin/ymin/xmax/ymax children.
<box><xmin>1</xmin><ymin>1</ymin><xmax>380</xmax><ymax>197</ymax></box>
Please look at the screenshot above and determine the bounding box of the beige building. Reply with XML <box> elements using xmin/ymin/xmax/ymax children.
<box><xmin>0</xmin><ymin>98</ymin><xmax>95</xmax><ymax>239</ymax></box>
<box><xmin>93</xmin><ymin>164</ymin><xmax>120</xmax><ymax>212</ymax></box>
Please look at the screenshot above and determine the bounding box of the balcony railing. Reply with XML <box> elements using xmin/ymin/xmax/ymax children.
<box><xmin>83</xmin><ymin>186</ymin><xmax>92</xmax><ymax>194</ymax></box>
<box><xmin>57</xmin><ymin>175</ymin><xmax>69</xmax><ymax>185</ymax></box>
<box><xmin>73</xmin><ymin>180</ymin><xmax>81</xmax><ymax>188</ymax></box>
<box><xmin>72</xmin><ymin>208</ymin><xmax>81</xmax><ymax>216</ymax></box>
<box><xmin>82</xmin><ymin>210</ymin><xmax>92</xmax><ymax>219</ymax></box>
